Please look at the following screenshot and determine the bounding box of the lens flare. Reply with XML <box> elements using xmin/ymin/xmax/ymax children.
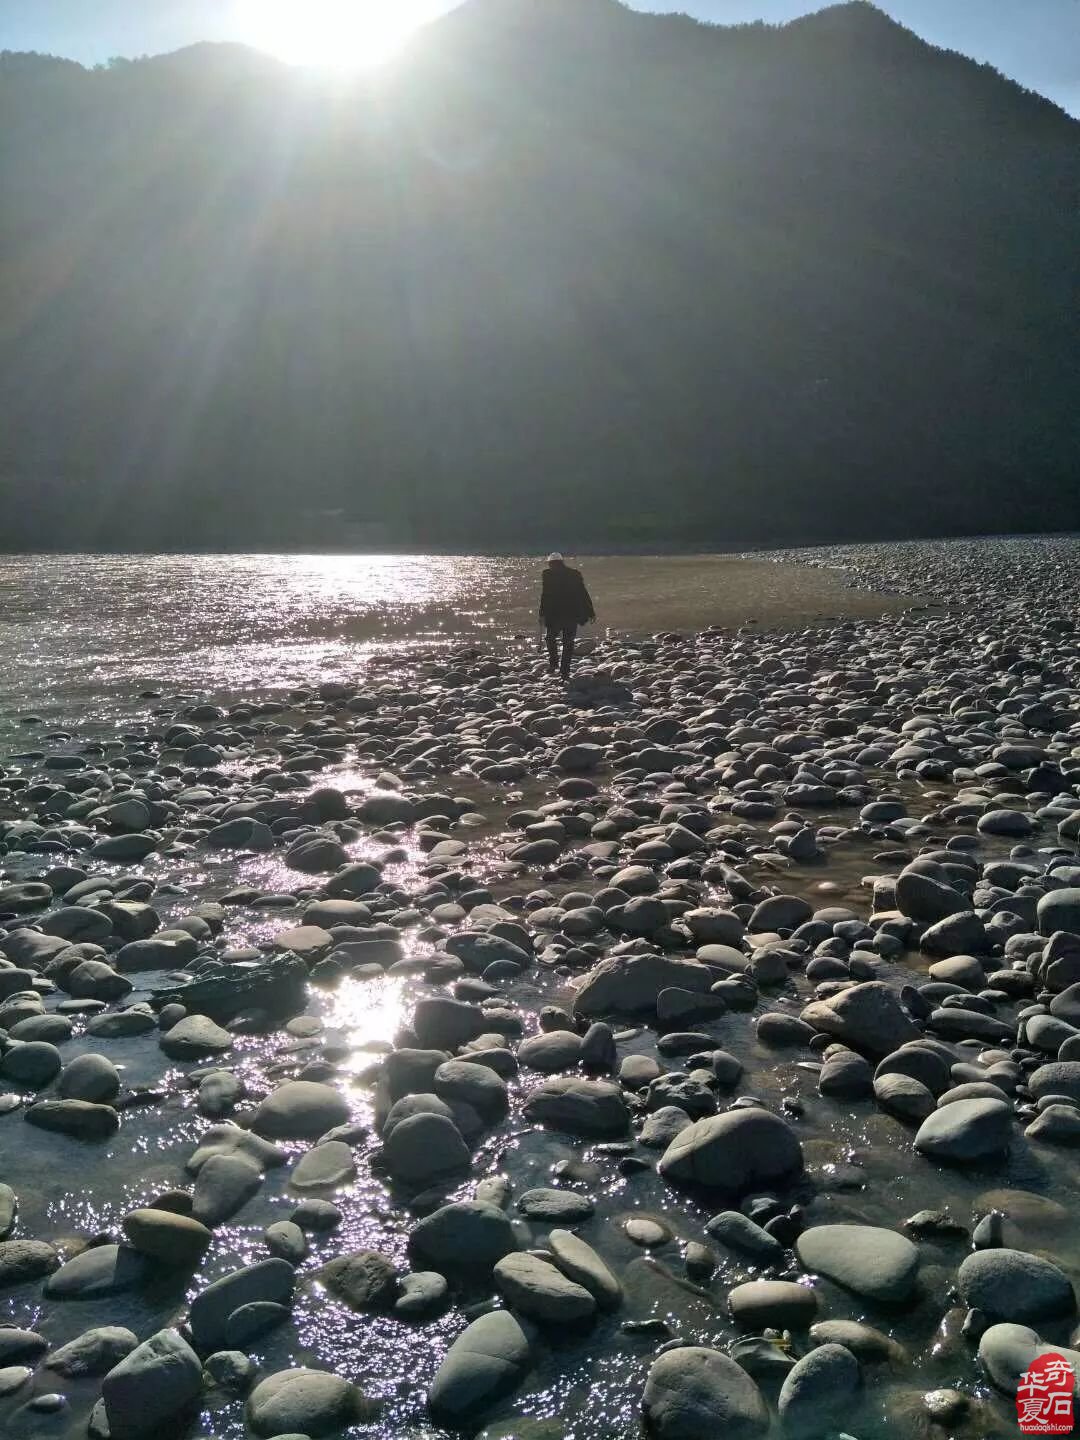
<box><xmin>238</xmin><ymin>0</ymin><xmax>435</xmax><ymax>70</ymax></box>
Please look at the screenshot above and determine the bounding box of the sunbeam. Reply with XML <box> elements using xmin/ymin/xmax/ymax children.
<box><xmin>236</xmin><ymin>0</ymin><xmax>441</xmax><ymax>70</ymax></box>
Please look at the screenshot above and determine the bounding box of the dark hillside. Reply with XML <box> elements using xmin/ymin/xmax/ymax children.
<box><xmin>0</xmin><ymin>1</ymin><xmax>1076</xmax><ymax>549</ymax></box>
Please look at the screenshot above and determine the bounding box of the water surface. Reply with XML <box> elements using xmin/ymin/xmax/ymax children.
<box><xmin>0</xmin><ymin>553</ymin><xmax>908</xmax><ymax>730</ymax></box>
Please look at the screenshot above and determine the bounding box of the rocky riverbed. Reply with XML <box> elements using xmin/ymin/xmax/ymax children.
<box><xmin>1</xmin><ymin>536</ymin><xmax>1080</xmax><ymax>1440</ymax></box>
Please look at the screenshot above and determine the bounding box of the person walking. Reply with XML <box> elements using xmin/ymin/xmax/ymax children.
<box><xmin>539</xmin><ymin>553</ymin><xmax>595</xmax><ymax>679</ymax></box>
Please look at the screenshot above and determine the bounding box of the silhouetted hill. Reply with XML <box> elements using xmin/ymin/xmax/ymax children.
<box><xmin>1</xmin><ymin>1</ymin><xmax>1077</xmax><ymax>550</ymax></box>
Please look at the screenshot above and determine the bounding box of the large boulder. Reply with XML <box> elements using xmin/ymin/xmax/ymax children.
<box><xmin>800</xmin><ymin>982</ymin><xmax>920</xmax><ymax>1057</ymax></box>
<box><xmin>0</xmin><ymin>1185</ymin><xmax>13</xmax><ymax>1241</ymax></box>
<box><xmin>247</xmin><ymin>1367</ymin><xmax>364</xmax><ymax>1437</ymax></box>
<box><xmin>320</xmin><ymin>1250</ymin><xmax>399</xmax><ymax>1312</ymax></box>
<box><xmin>40</xmin><ymin>906</ymin><xmax>113</xmax><ymax>943</ymax></box>
<box><xmin>285</xmin><ymin>835</ymin><xmax>348</xmax><ymax>874</ymax></box>
<box><xmin>122</xmin><ymin>1209</ymin><xmax>212</xmax><ymax>1267</ymax></box>
<box><xmin>409</xmin><ymin>1202</ymin><xmax>517</xmax><ymax>1272</ymax></box>
<box><xmin>59</xmin><ymin>1053</ymin><xmax>121</xmax><ymax>1103</ymax></box>
<box><xmin>25</xmin><ymin>1099</ymin><xmax>119</xmax><ymax>1139</ymax></box>
<box><xmin>1028</xmin><ymin>1062</ymin><xmax>1080</xmax><ymax>1103</ymax></box>
<box><xmin>205</xmin><ymin>817</ymin><xmax>274</xmax><ymax>850</ymax></box>
<box><xmin>250</xmin><ymin>1081</ymin><xmax>349</xmax><ymax>1139</ymax></box>
<box><xmin>895</xmin><ymin>870</ymin><xmax>968</xmax><ymax>924</ymax></box>
<box><xmin>920</xmin><ymin>911</ymin><xmax>989</xmax><ymax>957</ymax></box>
<box><xmin>383</xmin><ymin>1112</ymin><xmax>471</xmax><ymax>1184</ymax></box>
<box><xmin>705</xmin><ymin>1211</ymin><xmax>784</xmax><ymax>1265</ymax></box>
<box><xmin>0</xmin><ymin>1240</ymin><xmax>59</xmax><ymax>1287</ymax></box>
<box><xmin>290</xmin><ymin>1139</ymin><xmax>357</xmax><ymax>1190</ymax></box>
<box><xmin>914</xmin><ymin>1098</ymin><xmax>1012</xmax><ymax>1163</ymax></box>
<box><xmin>382</xmin><ymin>1049</ymin><xmax>452</xmax><ymax>1102</ymax></box>
<box><xmin>729</xmin><ymin>1281</ymin><xmax>819</xmax><ymax>1331</ymax></box>
<box><xmin>1</xmin><ymin>1041</ymin><xmax>62</xmax><ymax>1088</ymax></box>
<box><xmin>777</xmin><ymin>1344</ymin><xmax>861</xmax><ymax>1440</ymax></box>
<box><xmin>658</xmin><ymin>1107</ymin><xmax>803</xmax><ymax>1194</ymax></box>
<box><xmin>795</xmin><ymin>1224</ymin><xmax>920</xmax><ymax>1303</ymax></box>
<box><xmin>434</xmin><ymin>1059</ymin><xmax>509</xmax><ymax>1121</ymax></box>
<box><xmin>748</xmin><ymin>896</ymin><xmax>813</xmax><ymax>932</ymax></box>
<box><xmin>44</xmin><ymin>1327</ymin><xmax>138</xmax><ymax>1377</ymax></box>
<box><xmin>43</xmin><ymin>1245</ymin><xmax>148</xmax><ymax>1299</ymax></box>
<box><xmin>1038</xmin><ymin>890</ymin><xmax>1080</xmax><ymax>938</ymax></box>
<box><xmin>192</xmin><ymin>1152</ymin><xmax>263</xmax><ymax>1225</ymax></box>
<box><xmin>523</xmin><ymin>1078</ymin><xmax>630</xmax><ymax>1137</ymax></box>
<box><xmin>66</xmin><ymin>960</ymin><xmax>132</xmax><ymax>1002</ymax></box>
<box><xmin>493</xmin><ymin>1253</ymin><xmax>597</xmax><ymax>1323</ymax></box>
<box><xmin>271</xmin><ymin>925</ymin><xmax>334</xmax><ymax>961</ymax></box>
<box><xmin>978</xmin><ymin>1324</ymin><xmax>1080</xmax><ymax>1397</ymax></box>
<box><xmin>115</xmin><ymin>934</ymin><xmax>199</xmax><ymax>973</ymax></box>
<box><xmin>957</xmin><ymin>1249</ymin><xmax>1075</xmax><ymax>1325</ymax></box>
<box><xmin>572</xmin><ymin>953</ymin><xmax>714</xmax><ymax>1017</ymax></box>
<box><xmin>927</xmin><ymin>1007</ymin><xmax>1014</xmax><ymax>1044</ymax></box>
<box><xmin>445</xmin><ymin>932</ymin><xmax>531</xmax><ymax>974</ymax></box>
<box><xmin>358</xmin><ymin>790</ymin><xmax>416</xmax><ymax>823</ymax></box>
<box><xmin>412</xmin><ymin>997</ymin><xmax>489</xmax><ymax>1050</ymax></box>
<box><xmin>642</xmin><ymin>1346</ymin><xmax>769</xmax><ymax>1440</ymax></box>
<box><xmin>518</xmin><ymin>1031</ymin><xmax>585</xmax><ymax>1073</ymax></box>
<box><xmin>102</xmin><ymin>1329</ymin><xmax>202</xmax><ymax>1440</ymax></box>
<box><xmin>159</xmin><ymin>1014</ymin><xmax>233</xmax><ymax>1062</ymax></box>
<box><xmin>186</xmin><ymin>1122</ymin><xmax>287</xmax><ymax>1175</ymax></box>
<box><xmin>324</xmin><ymin>862</ymin><xmax>383</xmax><ymax>898</ymax></box>
<box><xmin>546</xmin><ymin>1230</ymin><xmax>622</xmax><ymax>1310</ymax></box>
<box><xmin>428</xmin><ymin>1311</ymin><xmax>533</xmax><ymax>1422</ymax></box>
<box><xmin>189</xmin><ymin>1259</ymin><xmax>295</xmax><ymax>1352</ymax></box>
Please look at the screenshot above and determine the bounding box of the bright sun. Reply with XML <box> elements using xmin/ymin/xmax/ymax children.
<box><xmin>238</xmin><ymin>0</ymin><xmax>438</xmax><ymax>70</ymax></box>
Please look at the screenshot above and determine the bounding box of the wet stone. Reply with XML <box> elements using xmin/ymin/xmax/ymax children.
<box><xmin>291</xmin><ymin>1139</ymin><xmax>357</xmax><ymax>1189</ymax></box>
<box><xmin>643</xmin><ymin>1346</ymin><xmax>770</xmax><ymax>1440</ymax></box>
<box><xmin>250</xmin><ymin>1081</ymin><xmax>350</xmax><ymax>1139</ymax></box>
<box><xmin>795</xmin><ymin>1224</ymin><xmax>920</xmax><ymax>1303</ymax></box>
<box><xmin>428</xmin><ymin>1310</ymin><xmax>533</xmax><ymax>1423</ymax></box>
<box><xmin>247</xmin><ymin>1367</ymin><xmax>363</xmax><ymax>1438</ymax></box>
<box><xmin>319</xmin><ymin>1250</ymin><xmax>399</xmax><ymax>1311</ymax></box>
<box><xmin>516</xmin><ymin>1188</ymin><xmax>595</xmax><ymax>1222</ymax></box>
<box><xmin>493</xmin><ymin>1252</ymin><xmax>597</xmax><ymax>1323</ymax></box>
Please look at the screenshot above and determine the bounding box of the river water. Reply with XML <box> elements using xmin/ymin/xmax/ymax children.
<box><xmin>0</xmin><ymin>553</ymin><xmax>906</xmax><ymax>733</ymax></box>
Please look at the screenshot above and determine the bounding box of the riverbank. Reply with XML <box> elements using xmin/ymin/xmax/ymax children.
<box><xmin>0</xmin><ymin>537</ymin><xmax>1079</xmax><ymax>1439</ymax></box>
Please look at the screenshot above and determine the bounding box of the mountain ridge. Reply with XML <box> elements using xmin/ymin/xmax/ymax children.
<box><xmin>3</xmin><ymin>2</ymin><xmax>1073</xmax><ymax>119</ymax></box>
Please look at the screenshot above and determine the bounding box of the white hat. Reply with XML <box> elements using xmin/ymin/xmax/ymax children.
<box><xmin>547</xmin><ymin>552</ymin><xmax>563</xmax><ymax>562</ymax></box>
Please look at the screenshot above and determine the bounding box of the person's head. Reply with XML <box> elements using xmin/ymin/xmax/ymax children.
<box><xmin>547</xmin><ymin>552</ymin><xmax>565</xmax><ymax>567</ymax></box>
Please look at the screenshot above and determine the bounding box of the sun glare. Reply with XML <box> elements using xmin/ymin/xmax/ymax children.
<box><xmin>238</xmin><ymin>0</ymin><xmax>437</xmax><ymax>70</ymax></box>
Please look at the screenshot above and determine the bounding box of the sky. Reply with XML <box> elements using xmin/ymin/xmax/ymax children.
<box><xmin>1</xmin><ymin>0</ymin><xmax>1078</xmax><ymax>115</ymax></box>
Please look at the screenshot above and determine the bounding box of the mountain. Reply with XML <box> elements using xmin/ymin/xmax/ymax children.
<box><xmin>1</xmin><ymin>1</ymin><xmax>1077</xmax><ymax>550</ymax></box>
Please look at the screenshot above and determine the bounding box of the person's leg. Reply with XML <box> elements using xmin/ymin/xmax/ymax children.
<box><xmin>545</xmin><ymin>625</ymin><xmax>559</xmax><ymax>673</ymax></box>
<box><xmin>560</xmin><ymin>626</ymin><xmax>576</xmax><ymax>678</ymax></box>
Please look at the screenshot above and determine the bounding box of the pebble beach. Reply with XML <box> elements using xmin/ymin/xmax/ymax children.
<box><xmin>1</xmin><ymin>537</ymin><xmax>1080</xmax><ymax>1440</ymax></box>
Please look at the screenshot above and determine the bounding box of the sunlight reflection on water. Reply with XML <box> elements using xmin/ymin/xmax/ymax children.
<box><xmin>0</xmin><ymin>551</ymin><xmax>901</xmax><ymax>738</ymax></box>
<box><xmin>0</xmin><ymin>554</ymin><xmax>518</xmax><ymax>714</ymax></box>
<box><xmin>326</xmin><ymin>975</ymin><xmax>410</xmax><ymax>1072</ymax></box>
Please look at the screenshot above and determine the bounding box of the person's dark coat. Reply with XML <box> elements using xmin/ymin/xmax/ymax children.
<box><xmin>539</xmin><ymin>563</ymin><xmax>595</xmax><ymax>629</ymax></box>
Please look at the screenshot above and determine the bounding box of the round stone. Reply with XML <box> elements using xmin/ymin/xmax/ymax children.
<box><xmin>795</xmin><ymin>1224</ymin><xmax>920</xmax><ymax>1303</ymax></box>
<box><xmin>251</xmin><ymin>1081</ymin><xmax>349</xmax><ymax>1140</ymax></box>
<box><xmin>516</xmin><ymin>1189</ymin><xmax>595</xmax><ymax>1223</ymax></box>
<box><xmin>122</xmin><ymin>1209</ymin><xmax>212</xmax><ymax>1267</ymax></box>
<box><xmin>428</xmin><ymin>1311</ymin><xmax>533</xmax><ymax>1422</ymax></box>
<box><xmin>247</xmin><ymin>1368</ymin><xmax>362</xmax><ymax>1437</ymax></box>
<box><xmin>658</xmin><ymin>1107</ymin><xmax>803</xmax><ymax>1193</ymax></box>
<box><xmin>957</xmin><ymin>1249</ymin><xmax>1075</xmax><ymax>1325</ymax></box>
<box><xmin>493</xmin><ymin>1252</ymin><xmax>596</xmax><ymax>1323</ymax></box>
<box><xmin>643</xmin><ymin>1346</ymin><xmax>770</xmax><ymax>1440</ymax></box>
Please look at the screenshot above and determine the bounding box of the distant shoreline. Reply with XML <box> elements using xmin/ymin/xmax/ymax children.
<box><xmin>0</xmin><ymin>530</ymin><xmax>1076</xmax><ymax>559</ymax></box>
